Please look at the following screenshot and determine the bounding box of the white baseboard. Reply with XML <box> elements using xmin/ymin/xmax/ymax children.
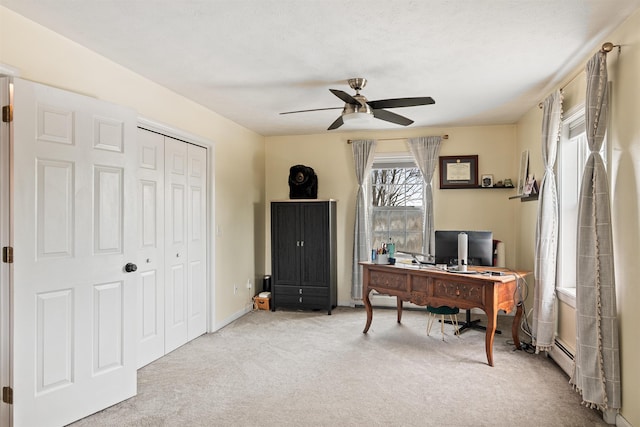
<box><xmin>548</xmin><ymin>338</ymin><xmax>574</xmax><ymax>377</ymax></box>
<box><xmin>615</xmin><ymin>412</ymin><xmax>632</xmax><ymax>427</ymax></box>
<box><xmin>546</xmin><ymin>339</ymin><xmax>631</xmax><ymax>426</ymax></box>
<box><xmin>212</xmin><ymin>305</ymin><xmax>253</xmax><ymax>333</ymax></box>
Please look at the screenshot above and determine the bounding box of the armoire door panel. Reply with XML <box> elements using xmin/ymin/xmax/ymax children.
<box><xmin>300</xmin><ymin>203</ymin><xmax>329</xmax><ymax>287</ymax></box>
<box><xmin>271</xmin><ymin>203</ymin><xmax>300</xmax><ymax>285</ymax></box>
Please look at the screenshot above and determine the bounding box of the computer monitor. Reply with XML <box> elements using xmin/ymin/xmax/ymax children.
<box><xmin>434</xmin><ymin>230</ymin><xmax>494</xmax><ymax>266</ymax></box>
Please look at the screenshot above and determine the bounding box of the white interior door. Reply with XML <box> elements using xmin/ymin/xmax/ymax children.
<box><xmin>11</xmin><ymin>78</ymin><xmax>137</xmax><ymax>426</ymax></box>
<box><xmin>137</xmin><ymin>129</ymin><xmax>207</xmax><ymax>363</ymax></box>
<box><xmin>187</xmin><ymin>144</ymin><xmax>207</xmax><ymax>340</ymax></box>
<box><xmin>136</xmin><ymin>128</ymin><xmax>165</xmax><ymax>368</ymax></box>
<box><xmin>164</xmin><ymin>137</ymin><xmax>189</xmax><ymax>353</ymax></box>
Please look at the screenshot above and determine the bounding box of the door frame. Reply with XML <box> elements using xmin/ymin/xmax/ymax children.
<box><xmin>0</xmin><ymin>76</ymin><xmax>12</xmax><ymax>427</ymax></box>
<box><xmin>137</xmin><ymin>118</ymin><xmax>216</xmax><ymax>333</ymax></box>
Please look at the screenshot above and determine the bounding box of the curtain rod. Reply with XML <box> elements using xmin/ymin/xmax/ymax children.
<box><xmin>347</xmin><ymin>134</ymin><xmax>448</xmax><ymax>144</ymax></box>
<box><xmin>538</xmin><ymin>41</ymin><xmax>620</xmax><ymax>109</ymax></box>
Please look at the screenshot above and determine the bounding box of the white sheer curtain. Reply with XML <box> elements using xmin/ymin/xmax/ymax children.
<box><xmin>570</xmin><ymin>51</ymin><xmax>621</xmax><ymax>412</ymax></box>
<box><xmin>532</xmin><ymin>90</ymin><xmax>563</xmax><ymax>352</ymax></box>
<box><xmin>407</xmin><ymin>136</ymin><xmax>442</xmax><ymax>255</ymax></box>
<box><xmin>351</xmin><ymin>139</ymin><xmax>377</xmax><ymax>300</ymax></box>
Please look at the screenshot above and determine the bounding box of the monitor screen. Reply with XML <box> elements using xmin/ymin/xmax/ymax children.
<box><xmin>434</xmin><ymin>230</ymin><xmax>494</xmax><ymax>266</ymax></box>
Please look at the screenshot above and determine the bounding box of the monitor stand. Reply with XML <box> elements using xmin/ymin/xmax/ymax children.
<box><xmin>442</xmin><ymin>310</ymin><xmax>502</xmax><ymax>334</ymax></box>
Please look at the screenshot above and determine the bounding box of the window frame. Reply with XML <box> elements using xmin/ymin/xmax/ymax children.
<box><xmin>369</xmin><ymin>152</ymin><xmax>424</xmax><ymax>254</ymax></box>
<box><xmin>556</xmin><ymin>103</ymin><xmax>608</xmax><ymax>308</ymax></box>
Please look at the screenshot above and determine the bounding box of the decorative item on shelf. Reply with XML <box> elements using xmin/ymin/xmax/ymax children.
<box><xmin>439</xmin><ymin>155</ymin><xmax>479</xmax><ymax>189</ymax></box>
<box><xmin>516</xmin><ymin>150</ymin><xmax>529</xmax><ymax>196</ymax></box>
<box><xmin>503</xmin><ymin>178</ymin><xmax>514</xmax><ymax>188</ymax></box>
<box><xmin>481</xmin><ymin>174</ymin><xmax>494</xmax><ymax>188</ymax></box>
<box><xmin>523</xmin><ymin>174</ymin><xmax>538</xmax><ymax>196</ymax></box>
<box><xmin>288</xmin><ymin>164</ymin><xmax>318</xmax><ymax>199</ymax></box>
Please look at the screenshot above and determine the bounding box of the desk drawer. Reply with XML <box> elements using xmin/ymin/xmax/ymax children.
<box><xmin>433</xmin><ymin>279</ymin><xmax>484</xmax><ymax>305</ymax></box>
<box><xmin>370</xmin><ymin>270</ymin><xmax>407</xmax><ymax>291</ymax></box>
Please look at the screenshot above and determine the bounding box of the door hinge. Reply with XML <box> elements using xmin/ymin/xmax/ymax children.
<box><xmin>2</xmin><ymin>386</ymin><xmax>12</xmax><ymax>404</ymax></box>
<box><xmin>2</xmin><ymin>105</ymin><xmax>12</xmax><ymax>123</ymax></box>
<box><xmin>2</xmin><ymin>246</ymin><xmax>13</xmax><ymax>263</ymax></box>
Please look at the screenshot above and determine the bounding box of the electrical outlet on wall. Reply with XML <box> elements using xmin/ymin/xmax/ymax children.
<box><xmin>233</xmin><ymin>284</ymin><xmax>238</xmax><ymax>295</ymax></box>
<box><xmin>246</xmin><ymin>279</ymin><xmax>252</xmax><ymax>290</ymax></box>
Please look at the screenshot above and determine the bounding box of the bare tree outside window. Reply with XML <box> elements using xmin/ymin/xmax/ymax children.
<box><xmin>371</xmin><ymin>167</ymin><xmax>424</xmax><ymax>253</ymax></box>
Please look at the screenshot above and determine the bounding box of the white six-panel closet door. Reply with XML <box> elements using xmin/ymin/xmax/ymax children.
<box><xmin>138</xmin><ymin>130</ymin><xmax>207</xmax><ymax>362</ymax></box>
<box><xmin>136</xmin><ymin>129</ymin><xmax>165</xmax><ymax>368</ymax></box>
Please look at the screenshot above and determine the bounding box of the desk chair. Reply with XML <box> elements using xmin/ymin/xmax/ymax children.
<box><xmin>426</xmin><ymin>305</ymin><xmax>460</xmax><ymax>341</ymax></box>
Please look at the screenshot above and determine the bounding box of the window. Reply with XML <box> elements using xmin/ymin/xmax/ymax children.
<box><xmin>370</xmin><ymin>153</ymin><xmax>424</xmax><ymax>253</ymax></box>
<box><xmin>557</xmin><ymin>105</ymin><xmax>607</xmax><ymax>307</ymax></box>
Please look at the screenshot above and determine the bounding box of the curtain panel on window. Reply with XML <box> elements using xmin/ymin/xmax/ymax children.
<box><xmin>532</xmin><ymin>90</ymin><xmax>562</xmax><ymax>352</ymax></box>
<box><xmin>570</xmin><ymin>51</ymin><xmax>620</xmax><ymax>412</ymax></box>
<box><xmin>351</xmin><ymin>139</ymin><xmax>377</xmax><ymax>300</ymax></box>
<box><xmin>407</xmin><ymin>136</ymin><xmax>442</xmax><ymax>256</ymax></box>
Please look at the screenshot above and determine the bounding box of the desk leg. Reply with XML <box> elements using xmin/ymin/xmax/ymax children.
<box><xmin>363</xmin><ymin>288</ymin><xmax>373</xmax><ymax>334</ymax></box>
<box><xmin>397</xmin><ymin>297</ymin><xmax>403</xmax><ymax>324</ymax></box>
<box><xmin>485</xmin><ymin>309</ymin><xmax>497</xmax><ymax>367</ymax></box>
<box><xmin>512</xmin><ymin>303</ymin><xmax>523</xmax><ymax>350</ymax></box>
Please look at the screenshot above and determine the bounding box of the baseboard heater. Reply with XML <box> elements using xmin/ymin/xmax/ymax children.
<box><xmin>548</xmin><ymin>338</ymin><xmax>574</xmax><ymax>377</ymax></box>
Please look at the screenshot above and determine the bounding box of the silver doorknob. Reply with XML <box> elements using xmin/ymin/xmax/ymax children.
<box><xmin>124</xmin><ymin>263</ymin><xmax>137</xmax><ymax>273</ymax></box>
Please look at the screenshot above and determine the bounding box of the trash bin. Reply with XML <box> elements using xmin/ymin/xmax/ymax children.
<box><xmin>263</xmin><ymin>275</ymin><xmax>271</xmax><ymax>292</ymax></box>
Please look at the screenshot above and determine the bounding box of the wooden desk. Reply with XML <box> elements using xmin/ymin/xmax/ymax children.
<box><xmin>361</xmin><ymin>262</ymin><xmax>525</xmax><ymax>366</ymax></box>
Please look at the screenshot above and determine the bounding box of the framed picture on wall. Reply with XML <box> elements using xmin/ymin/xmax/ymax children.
<box><xmin>439</xmin><ymin>155</ymin><xmax>479</xmax><ymax>189</ymax></box>
<box><xmin>517</xmin><ymin>150</ymin><xmax>529</xmax><ymax>195</ymax></box>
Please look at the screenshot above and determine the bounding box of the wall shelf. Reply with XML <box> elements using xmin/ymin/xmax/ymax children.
<box><xmin>441</xmin><ymin>186</ymin><xmax>515</xmax><ymax>190</ymax></box>
<box><xmin>509</xmin><ymin>194</ymin><xmax>539</xmax><ymax>202</ymax></box>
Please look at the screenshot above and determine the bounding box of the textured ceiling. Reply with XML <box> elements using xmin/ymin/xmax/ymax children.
<box><xmin>2</xmin><ymin>0</ymin><xmax>639</xmax><ymax>136</ymax></box>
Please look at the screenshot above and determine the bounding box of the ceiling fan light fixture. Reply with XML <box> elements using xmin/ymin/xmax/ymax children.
<box><xmin>342</xmin><ymin>111</ymin><xmax>373</xmax><ymax>123</ymax></box>
<box><xmin>341</xmin><ymin>101</ymin><xmax>373</xmax><ymax>124</ymax></box>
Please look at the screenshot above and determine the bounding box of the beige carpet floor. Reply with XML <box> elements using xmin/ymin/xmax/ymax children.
<box><xmin>70</xmin><ymin>306</ymin><xmax>607</xmax><ymax>426</ymax></box>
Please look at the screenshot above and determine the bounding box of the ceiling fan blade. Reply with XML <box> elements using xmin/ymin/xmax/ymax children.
<box><xmin>372</xmin><ymin>109</ymin><xmax>414</xmax><ymax>126</ymax></box>
<box><xmin>327</xmin><ymin>116</ymin><xmax>344</xmax><ymax>130</ymax></box>
<box><xmin>329</xmin><ymin>89</ymin><xmax>362</xmax><ymax>105</ymax></box>
<box><xmin>280</xmin><ymin>107</ymin><xmax>342</xmax><ymax>115</ymax></box>
<box><xmin>367</xmin><ymin>97</ymin><xmax>435</xmax><ymax>109</ymax></box>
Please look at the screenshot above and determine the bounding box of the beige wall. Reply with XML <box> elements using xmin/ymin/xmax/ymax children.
<box><xmin>0</xmin><ymin>7</ymin><xmax>266</xmax><ymax>326</ymax></box>
<box><xmin>265</xmin><ymin>124</ymin><xmax>519</xmax><ymax>305</ymax></box>
<box><xmin>514</xmin><ymin>8</ymin><xmax>640</xmax><ymax>426</ymax></box>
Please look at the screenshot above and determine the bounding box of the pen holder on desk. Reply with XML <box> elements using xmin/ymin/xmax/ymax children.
<box><xmin>375</xmin><ymin>254</ymin><xmax>388</xmax><ymax>264</ymax></box>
